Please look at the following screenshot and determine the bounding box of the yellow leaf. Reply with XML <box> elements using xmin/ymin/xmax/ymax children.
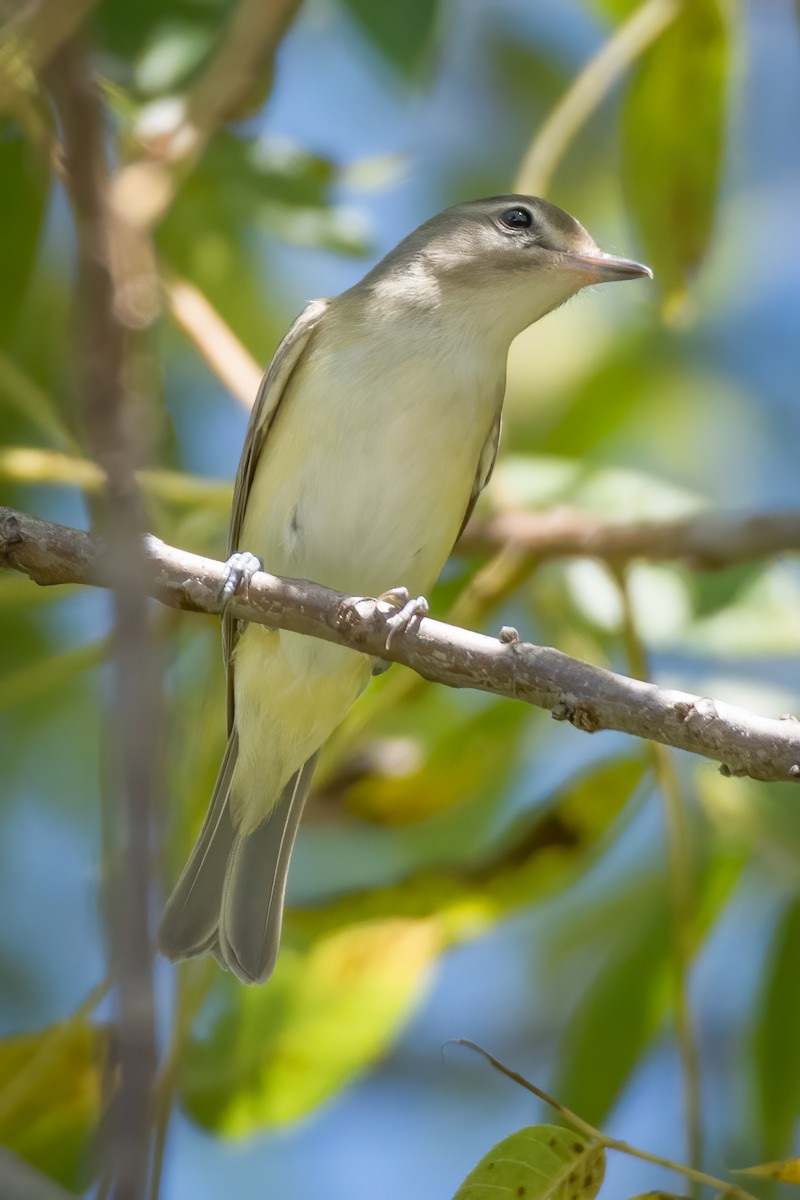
<box><xmin>0</xmin><ymin>1021</ymin><xmax>106</xmax><ymax>1190</ymax></box>
<box><xmin>453</xmin><ymin>1124</ymin><xmax>605</xmax><ymax>1200</ymax></box>
<box><xmin>736</xmin><ymin>1158</ymin><xmax>800</xmax><ymax>1183</ymax></box>
<box><xmin>181</xmin><ymin>916</ymin><xmax>441</xmax><ymax>1134</ymax></box>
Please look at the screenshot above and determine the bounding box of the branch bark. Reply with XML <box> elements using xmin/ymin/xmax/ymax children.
<box><xmin>459</xmin><ymin>506</ymin><xmax>800</xmax><ymax>567</ymax></box>
<box><xmin>3</xmin><ymin>505</ymin><xmax>799</xmax><ymax>786</ymax></box>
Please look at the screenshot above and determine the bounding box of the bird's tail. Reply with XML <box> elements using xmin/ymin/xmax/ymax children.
<box><xmin>158</xmin><ymin>733</ymin><xmax>318</xmax><ymax>984</ymax></box>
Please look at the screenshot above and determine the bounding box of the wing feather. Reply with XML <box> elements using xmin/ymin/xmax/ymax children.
<box><xmin>223</xmin><ymin>298</ymin><xmax>328</xmax><ymax>730</ymax></box>
<box><xmin>456</xmin><ymin>412</ymin><xmax>502</xmax><ymax>544</ymax></box>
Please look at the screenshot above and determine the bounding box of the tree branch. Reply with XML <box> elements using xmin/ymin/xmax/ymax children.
<box><xmin>3</xmin><ymin>505</ymin><xmax>799</xmax><ymax>786</ymax></box>
<box><xmin>459</xmin><ymin>506</ymin><xmax>800</xmax><ymax>567</ymax></box>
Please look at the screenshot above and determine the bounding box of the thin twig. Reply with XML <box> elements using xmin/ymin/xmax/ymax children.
<box><xmin>47</xmin><ymin>42</ymin><xmax>159</xmax><ymax>1200</ymax></box>
<box><xmin>515</xmin><ymin>0</ymin><xmax>681</xmax><ymax>195</ymax></box>
<box><xmin>614</xmin><ymin>567</ymin><xmax>703</xmax><ymax>1188</ymax></box>
<box><xmin>3</xmin><ymin>506</ymin><xmax>800</xmax><ymax>785</ymax></box>
<box><xmin>164</xmin><ymin>273</ymin><xmax>263</xmax><ymax>409</ymax></box>
<box><xmin>147</xmin><ymin>965</ymin><xmax>214</xmax><ymax>1200</ymax></box>
<box><xmin>449</xmin><ymin>1039</ymin><xmax>757</xmax><ymax>1200</ymax></box>
<box><xmin>0</xmin><ymin>445</ymin><xmax>231</xmax><ymax>507</ymax></box>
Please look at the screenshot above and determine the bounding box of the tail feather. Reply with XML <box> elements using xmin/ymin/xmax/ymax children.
<box><xmin>158</xmin><ymin>734</ymin><xmax>238</xmax><ymax>960</ymax></box>
<box><xmin>219</xmin><ymin>755</ymin><xmax>318</xmax><ymax>984</ymax></box>
<box><xmin>158</xmin><ymin>737</ymin><xmax>318</xmax><ymax>985</ymax></box>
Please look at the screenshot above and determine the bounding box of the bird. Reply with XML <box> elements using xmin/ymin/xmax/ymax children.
<box><xmin>158</xmin><ymin>194</ymin><xmax>651</xmax><ymax>984</ymax></box>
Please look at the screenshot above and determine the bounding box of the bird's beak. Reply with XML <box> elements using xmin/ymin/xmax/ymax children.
<box><xmin>567</xmin><ymin>251</ymin><xmax>653</xmax><ymax>283</ymax></box>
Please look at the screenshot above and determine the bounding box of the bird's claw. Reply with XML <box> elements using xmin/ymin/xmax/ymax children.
<box><xmin>221</xmin><ymin>550</ymin><xmax>263</xmax><ymax>605</ymax></box>
<box><xmin>379</xmin><ymin>587</ymin><xmax>429</xmax><ymax>650</ymax></box>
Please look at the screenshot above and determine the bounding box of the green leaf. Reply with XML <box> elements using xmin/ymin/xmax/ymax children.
<box><xmin>698</xmin><ymin>773</ymin><xmax>800</xmax><ymax>875</ymax></box>
<box><xmin>554</xmin><ymin>838</ymin><xmax>743</xmax><ymax>1123</ymax></box>
<box><xmin>0</xmin><ymin>638</ymin><xmax>108</xmax><ymax>714</ymax></box>
<box><xmin>292</xmin><ymin>754</ymin><xmax>646</xmax><ymax>949</ymax></box>
<box><xmin>0</xmin><ymin>1149</ymin><xmax>76</xmax><ymax>1200</ymax></box>
<box><xmin>180</xmin><ymin>917</ymin><xmax>441</xmax><ymax>1134</ymax></box>
<box><xmin>554</xmin><ymin>888</ymin><xmax>671</xmax><ymax>1124</ymax></box>
<box><xmin>338</xmin><ymin>0</ymin><xmax>439</xmax><ymax>77</ymax></box>
<box><xmin>752</xmin><ymin>898</ymin><xmax>800</xmax><ymax>1159</ymax></box>
<box><xmin>160</xmin><ymin>130</ymin><xmax>367</xmax><ymax>353</ymax></box>
<box><xmin>489</xmin><ymin>455</ymin><xmax>703</xmax><ymax>522</ymax></box>
<box><xmin>0</xmin><ymin>127</ymin><xmax>49</xmax><ymax>345</ymax></box>
<box><xmin>94</xmin><ymin>0</ymin><xmax>231</xmax><ymax>84</ymax></box>
<box><xmin>452</xmin><ymin>1124</ymin><xmax>605</xmax><ymax>1200</ymax></box>
<box><xmin>341</xmin><ymin>699</ymin><xmax>530</xmax><ymax>824</ymax></box>
<box><xmin>626</xmin><ymin>1194</ymin><xmax>687</xmax><ymax>1199</ymax></box>
<box><xmin>0</xmin><ymin>1021</ymin><xmax>106</xmax><ymax>1191</ymax></box>
<box><xmin>683</xmin><ymin>563</ymin><xmax>800</xmax><ymax>655</ymax></box>
<box><xmin>163</xmin><ymin>130</ymin><xmax>367</xmax><ymax>255</ymax></box>
<box><xmin>621</xmin><ymin>0</ymin><xmax>729</xmax><ymax>307</ymax></box>
<box><xmin>588</xmin><ymin>0</ymin><xmax>645</xmax><ymax>16</ymax></box>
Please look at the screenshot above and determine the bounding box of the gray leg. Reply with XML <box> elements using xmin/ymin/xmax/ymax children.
<box><xmin>221</xmin><ymin>550</ymin><xmax>263</xmax><ymax>604</ymax></box>
<box><xmin>378</xmin><ymin>586</ymin><xmax>430</xmax><ymax>650</ymax></box>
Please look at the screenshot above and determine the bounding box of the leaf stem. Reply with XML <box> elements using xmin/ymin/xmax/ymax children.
<box><xmin>147</xmin><ymin>963</ymin><xmax>215</xmax><ymax>1200</ymax></box>
<box><xmin>449</xmin><ymin>1040</ymin><xmax>756</xmax><ymax>1200</ymax></box>
<box><xmin>613</xmin><ymin>566</ymin><xmax>703</xmax><ymax>1187</ymax></box>
<box><xmin>515</xmin><ymin>0</ymin><xmax>681</xmax><ymax>195</ymax></box>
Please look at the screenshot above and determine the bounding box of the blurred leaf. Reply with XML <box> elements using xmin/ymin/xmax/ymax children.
<box><xmin>180</xmin><ymin>917</ymin><xmax>441</xmax><ymax>1133</ymax></box>
<box><xmin>0</xmin><ymin>356</ymin><xmax>78</xmax><ymax>451</ymax></box>
<box><xmin>294</xmin><ymin>755</ymin><xmax>645</xmax><ymax>947</ymax></box>
<box><xmin>181</xmin><ymin>757</ymin><xmax>644</xmax><ymax>1135</ymax></box>
<box><xmin>554</xmin><ymin>840</ymin><xmax>743</xmax><ymax>1123</ymax></box>
<box><xmin>736</xmin><ymin>1158</ymin><xmax>800</xmax><ymax>1183</ymax></box>
<box><xmin>0</xmin><ymin>639</ymin><xmax>108</xmax><ymax>714</ymax></box>
<box><xmin>133</xmin><ymin>20</ymin><xmax>219</xmax><ymax>94</ymax></box>
<box><xmin>555</xmin><ymin>893</ymin><xmax>670</xmax><ymax>1123</ymax></box>
<box><xmin>494</xmin><ymin>37</ymin><xmax>573</xmax><ymax>115</ymax></box>
<box><xmin>452</xmin><ymin>1125</ymin><xmax>605</xmax><ymax>1200</ymax></box>
<box><xmin>0</xmin><ymin>127</ymin><xmax>49</xmax><ymax>345</ymax></box>
<box><xmin>626</xmin><ymin>1194</ymin><xmax>686</xmax><ymax>1199</ymax></box>
<box><xmin>0</xmin><ymin>1021</ymin><xmax>105</xmax><ymax>1191</ymax></box>
<box><xmin>160</xmin><ymin>130</ymin><xmax>367</xmax><ymax>353</ymax></box>
<box><xmin>163</xmin><ymin>130</ymin><xmax>367</xmax><ymax>254</ymax></box>
<box><xmin>339</xmin><ymin>0</ymin><xmax>439</xmax><ymax>77</ymax></box>
<box><xmin>343</xmin><ymin>700</ymin><xmax>530</xmax><ymax>824</ymax></box>
<box><xmin>0</xmin><ymin>573</ymin><xmax>80</xmax><ymax>611</ymax></box>
<box><xmin>94</xmin><ymin>0</ymin><xmax>231</xmax><ymax>88</ymax></box>
<box><xmin>698</xmin><ymin>773</ymin><xmax>800</xmax><ymax>880</ymax></box>
<box><xmin>531</xmin><ymin>344</ymin><xmax>653</xmax><ymax>460</ymax></box>
<box><xmin>0</xmin><ymin>1148</ymin><xmax>76</xmax><ymax>1200</ymax></box>
<box><xmin>687</xmin><ymin>560</ymin><xmax>764</xmax><ymax>621</ymax></box>
<box><xmin>622</xmin><ymin>0</ymin><xmax>729</xmax><ymax>306</ymax></box>
<box><xmin>752</xmin><ymin>898</ymin><xmax>800</xmax><ymax>1159</ymax></box>
<box><xmin>683</xmin><ymin>564</ymin><xmax>800</xmax><ymax>656</ymax></box>
<box><xmin>590</xmin><ymin>0</ymin><xmax>647</xmax><ymax>16</ymax></box>
<box><xmin>489</xmin><ymin>455</ymin><xmax>702</xmax><ymax>522</ymax></box>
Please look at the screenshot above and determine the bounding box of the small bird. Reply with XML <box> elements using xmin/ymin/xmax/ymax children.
<box><xmin>158</xmin><ymin>195</ymin><xmax>651</xmax><ymax>983</ymax></box>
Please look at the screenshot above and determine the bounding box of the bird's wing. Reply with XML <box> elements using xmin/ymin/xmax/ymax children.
<box><xmin>223</xmin><ymin>297</ymin><xmax>328</xmax><ymax>731</ymax></box>
<box><xmin>456</xmin><ymin>411</ymin><xmax>502</xmax><ymax>544</ymax></box>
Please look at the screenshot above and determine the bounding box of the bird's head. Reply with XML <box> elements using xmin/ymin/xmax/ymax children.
<box><xmin>365</xmin><ymin>194</ymin><xmax>651</xmax><ymax>345</ymax></box>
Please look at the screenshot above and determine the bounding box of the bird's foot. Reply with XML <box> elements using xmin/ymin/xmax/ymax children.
<box><xmin>378</xmin><ymin>586</ymin><xmax>429</xmax><ymax>650</ymax></box>
<box><xmin>221</xmin><ymin>550</ymin><xmax>263</xmax><ymax>605</ymax></box>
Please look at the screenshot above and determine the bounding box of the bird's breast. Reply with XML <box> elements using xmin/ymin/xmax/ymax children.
<box><xmin>239</xmin><ymin>324</ymin><xmax>504</xmax><ymax>598</ymax></box>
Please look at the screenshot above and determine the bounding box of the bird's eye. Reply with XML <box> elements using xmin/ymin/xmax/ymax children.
<box><xmin>500</xmin><ymin>207</ymin><xmax>533</xmax><ymax>230</ymax></box>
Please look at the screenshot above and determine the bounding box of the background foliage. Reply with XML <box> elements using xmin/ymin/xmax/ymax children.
<box><xmin>1</xmin><ymin>0</ymin><xmax>799</xmax><ymax>1197</ymax></box>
